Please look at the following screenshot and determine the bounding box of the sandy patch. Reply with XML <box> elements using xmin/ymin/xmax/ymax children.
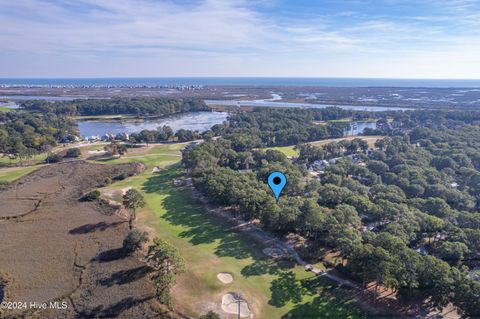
<box><xmin>221</xmin><ymin>293</ymin><xmax>252</xmax><ymax>318</ymax></box>
<box><xmin>119</xmin><ymin>187</ymin><xmax>132</xmax><ymax>195</ymax></box>
<box><xmin>87</xmin><ymin>150</ymin><xmax>107</xmax><ymax>155</ymax></box>
<box><xmin>102</xmin><ymin>186</ymin><xmax>132</xmax><ymax>199</ymax></box>
<box><xmin>217</xmin><ymin>272</ymin><xmax>233</xmax><ymax>284</ymax></box>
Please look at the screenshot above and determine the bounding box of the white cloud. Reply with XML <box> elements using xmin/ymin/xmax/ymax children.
<box><xmin>1</xmin><ymin>0</ymin><xmax>480</xmax><ymax>78</ymax></box>
<box><xmin>0</xmin><ymin>1</ymin><xmax>266</xmax><ymax>53</ymax></box>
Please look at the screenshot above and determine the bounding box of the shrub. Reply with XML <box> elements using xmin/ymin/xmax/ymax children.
<box><xmin>113</xmin><ymin>174</ymin><xmax>126</xmax><ymax>181</ymax></box>
<box><xmin>65</xmin><ymin>148</ymin><xmax>81</xmax><ymax>158</ymax></box>
<box><xmin>103</xmin><ymin>177</ymin><xmax>112</xmax><ymax>186</ymax></box>
<box><xmin>199</xmin><ymin>311</ymin><xmax>221</xmax><ymax>319</ymax></box>
<box><xmin>81</xmin><ymin>190</ymin><xmax>100</xmax><ymax>201</ymax></box>
<box><xmin>45</xmin><ymin>153</ymin><xmax>63</xmax><ymax>163</ymax></box>
<box><xmin>123</xmin><ymin>229</ymin><xmax>149</xmax><ymax>254</ymax></box>
<box><xmin>0</xmin><ymin>180</ymin><xmax>8</xmax><ymax>191</ymax></box>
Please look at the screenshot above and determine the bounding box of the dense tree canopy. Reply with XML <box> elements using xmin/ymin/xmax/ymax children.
<box><xmin>182</xmin><ymin>108</ymin><xmax>480</xmax><ymax>318</ymax></box>
<box><xmin>0</xmin><ymin>111</ymin><xmax>77</xmax><ymax>158</ymax></box>
<box><xmin>21</xmin><ymin>97</ymin><xmax>209</xmax><ymax>116</ymax></box>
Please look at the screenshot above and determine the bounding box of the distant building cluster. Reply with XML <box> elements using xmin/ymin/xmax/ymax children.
<box><xmin>307</xmin><ymin>151</ymin><xmax>372</xmax><ymax>174</ymax></box>
<box><xmin>84</xmin><ymin>132</ymin><xmax>130</xmax><ymax>142</ymax></box>
<box><xmin>60</xmin><ymin>134</ymin><xmax>81</xmax><ymax>143</ymax></box>
<box><xmin>0</xmin><ymin>84</ymin><xmax>204</xmax><ymax>90</ymax></box>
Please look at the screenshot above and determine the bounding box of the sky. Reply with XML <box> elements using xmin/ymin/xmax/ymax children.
<box><xmin>1</xmin><ymin>0</ymin><xmax>480</xmax><ymax>79</ymax></box>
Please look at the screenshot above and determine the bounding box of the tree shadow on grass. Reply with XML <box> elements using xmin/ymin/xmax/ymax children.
<box><xmin>141</xmin><ymin>169</ymin><xmax>256</xmax><ymax>260</ymax></box>
<box><xmin>162</xmin><ymin>195</ymin><xmax>224</xmax><ymax>246</ymax></box>
<box><xmin>269</xmin><ymin>269</ymin><xmax>359</xmax><ymax>311</ymax></box>
<box><xmin>93</xmin><ymin>156</ymin><xmax>119</xmax><ymax>162</ymax></box>
<box><xmin>214</xmin><ymin>232</ymin><xmax>258</xmax><ymax>259</ymax></box>
<box><xmin>142</xmin><ymin>168</ymin><xmax>179</xmax><ymax>194</ymax></box>
<box><xmin>300</xmin><ymin>276</ymin><xmax>338</xmax><ymax>295</ymax></box>
<box><xmin>281</xmin><ymin>276</ymin><xmax>367</xmax><ymax>319</ymax></box>
<box><xmin>241</xmin><ymin>258</ymin><xmax>296</xmax><ymax>277</ymax></box>
<box><xmin>98</xmin><ymin>265</ymin><xmax>152</xmax><ymax>287</ymax></box>
<box><xmin>143</xmin><ymin>170</ymin><xmax>222</xmax><ymax>243</ymax></box>
<box><xmin>269</xmin><ymin>271</ymin><xmax>306</xmax><ymax>307</ymax></box>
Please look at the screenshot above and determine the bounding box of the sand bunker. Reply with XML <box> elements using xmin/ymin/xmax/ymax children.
<box><xmin>87</xmin><ymin>150</ymin><xmax>106</xmax><ymax>155</ymax></box>
<box><xmin>221</xmin><ymin>293</ymin><xmax>252</xmax><ymax>318</ymax></box>
<box><xmin>217</xmin><ymin>272</ymin><xmax>233</xmax><ymax>284</ymax></box>
<box><xmin>262</xmin><ymin>247</ymin><xmax>286</xmax><ymax>258</ymax></box>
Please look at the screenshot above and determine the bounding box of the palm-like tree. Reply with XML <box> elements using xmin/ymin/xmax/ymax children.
<box><xmin>123</xmin><ymin>189</ymin><xmax>146</xmax><ymax>229</ymax></box>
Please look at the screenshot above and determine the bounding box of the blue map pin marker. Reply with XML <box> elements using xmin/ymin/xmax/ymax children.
<box><xmin>267</xmin><ymin>171</ymin><xmax>287</xmax><ymax>202</ymax></box>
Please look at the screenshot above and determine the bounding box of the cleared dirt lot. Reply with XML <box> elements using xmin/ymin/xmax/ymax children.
<box><xmin>0</xmin><ymin>161</ymin><xmax>164</xmax><ymax>318</ymax></box>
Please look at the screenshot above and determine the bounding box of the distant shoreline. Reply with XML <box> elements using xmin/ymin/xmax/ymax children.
<box><xmin>1</xmin><ymin>77</ymin><xmax>480</xmax><ymax>88</ymax></box>
<box><xmin>2</xmin><ymin>85</ymin><xmax>479</xmax><ymax>110</ymax></box>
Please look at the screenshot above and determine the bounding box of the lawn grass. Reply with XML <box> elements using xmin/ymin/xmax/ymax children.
<box><xmin>98</xmin><ymin>144</ymin><xmax>368</xmax><ymax>318</ymax></box>
<box><xmin>0</xmin><ymin>153</ymin><xmax>49</xmax><ymax>166</ymax></box>
<box><xmin>0</xmin><ymin>166</ymin><xmax>39</xmax><ymax>182</ymax></box>
<box><xmin>94</xmin><ymin>144</ymin><xmax>183</xmax><ymax>168</ymax></box>
<box><xmin>0</xmin><ymin>106</ymin><xmax>12</xmax><ymax>112</ymax></box>
<box><xmin>0</xmin><ymin>142</ymin><xmax>110</xmax><ymax>167</ymax></box>
<box><xmin>0</xmin><ymin>142</ymin><xmax>98</xmax><ymax>166</ymax></box>
<box><xmin>265</xmin><ymin>145</ymin><xmax>300</xmax><ymax>157</ymax></box>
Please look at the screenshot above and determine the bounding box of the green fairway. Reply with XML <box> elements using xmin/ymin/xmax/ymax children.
<box><xmin>0</xmin><ymin>153</ymin><xmax>48</xmax><ymax>167</ymax></box>
<box><xmin>0</xmin><ymin>106</ymin><xmax>12</xmax><ymax>112</ymax></box>
<box><xmin>0</xmin><ymin>166</ymin><xmax>39</xmax><ymax>182</ymax></box>
<box><xmin>99</xmin><ymin>144</ymin><xmax>368</xmax><ymax>318</ymax></box>
<box><xmin>93</xmin><ymin>143</ymin><xmax>183</xmax><ymax>168</ymax></box>
<box><xmin>264</xmin><ymin>145</ymin><xmax>299</xmax><ymax>157</ymax></box>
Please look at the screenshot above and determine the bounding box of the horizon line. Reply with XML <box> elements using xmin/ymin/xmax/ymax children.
<box><xmin>1</xmin><ymin>76</ymin><xmax>480</xmax><ymax>81</ymax></box>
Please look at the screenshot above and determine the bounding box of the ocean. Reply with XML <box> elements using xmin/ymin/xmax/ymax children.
<box><xmin>1</xmin><ymin>77</ymin><xmax>480</xmax><ymax>88</ymax></box>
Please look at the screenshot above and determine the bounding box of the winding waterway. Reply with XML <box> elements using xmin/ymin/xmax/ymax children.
<box><xmin>205</xmin><ymin>99</ymin><xmax>411</xmax><ymax>112</ymax></box>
